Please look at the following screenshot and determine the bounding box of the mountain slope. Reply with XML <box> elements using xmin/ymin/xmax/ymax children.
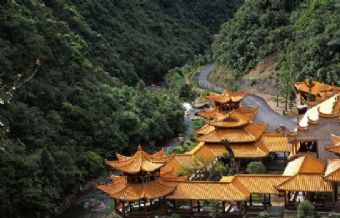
<box><xmin>214</xmin><ymin>0</ymin><xmax>340</xmax><ymax>84</ymax></box>
<box><xmin>0</xmin><ymin>1</ymin><xmax>242</xmax><ymax>217</ymax></box>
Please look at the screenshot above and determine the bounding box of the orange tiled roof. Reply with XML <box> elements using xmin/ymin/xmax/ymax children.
<box><xmin>152</xmin><ymin>148</ymin><xmax>166</xmax><ymax>158</ymax></box>
<box><xmin>324</xmin><ymin>159</ymin><xmax>340</xmax><ymax>182</ymax></box>
<box><xmin>98</xmin><ymin>177</ymin><xmax>176</xmax><ymax>201</ymax></box>
<box><xmin>325</xmin><ymin>134</ymin><xmax>340</xmax><ymax>155</ymax></box>
<box><xmin>295</xmin><ymin>81</ymin><xmax>337</xmax><ymax>96</ymax></box>
<box><xmin>260</xmin><ymin>133</ymin><xmax>292</xmax><ymax>152</ymax></box>
<box><xmin>197</xmin><ymin>122</ymin><xmax>267</xmax><ymax>143</ymax></box>
<box><xmin>166</xmin><ymin>181</ymin><xmax>250</xmax><ymax>201</ymax></box>
<box><xmin>197</xmin><ymin>106</ymin><xmax>257</xmax><ymax>121</ymax></box>
<box><xmin>276</xmin><ymin>174</ymin><xmax>333</xmax><ymax>193</ymax></box>
<box><xmin>187</xmin><ymin>142</ymin><xmax>269</xmax><ymax>159</ymax></box>
<box><xmin>283</xmin><ymin>154</ymin><xmax>325</xmax><ymax>176</ymax></box>
<box><xmin>205</xmin><ymin>89</ymin><xmax>247</xmax><ymax>104</ymax></box>
<box><xmin>219</xmin><ymin>176</ymin><xmax>235</xmax><ymax>183</ymax></box>
<box><xmin>116</xmin><ymin>153</ymin><xmax>130</xmax><ymax>161</ymax></box>
<box><xmin>231</xmin><ymin>142</ymin><xmax>269</xmax><ymax>158</ymax></box>
<box><xmin>209</xmin><ymin>112</ymin><xmax>248</xmax><ymax>128</ymax></box>
<box><xmin>160</xmin><ymin>154</ymin><xmax>203</xmax><ymax>177</ymax></box>
<box><xmin>106</xmin><ymin>145</ymin><xmax>167</xmax><ymax>174</ymax></box>
<box><xmin>229</xmin><ymin>174</ymin><xmax>291</xmax><ymax>194</ymax></box>
<box><xmin>196</xmin><ymin>124</ymin><xmax>215</xmax><ymax>135</ymax></box>
<box><xmin>192</xmin><ymin>143</ymin><xmax>227</xmax><ymax>163</ymax></box>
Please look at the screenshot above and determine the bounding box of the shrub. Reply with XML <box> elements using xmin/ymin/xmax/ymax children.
<box><xmin>257</xmin><ymin>211</ymin><xmax>270</xmax><ymax>218</ymax></box>
<box><xmin>246</xmin><ymin>161</ymin><xmax>266</xmax><ymax>174</ymax></box>
<box><xmin>297</xmin><ymin>200</ymin><xmax>315</xmax><ymax>218</ymax></box>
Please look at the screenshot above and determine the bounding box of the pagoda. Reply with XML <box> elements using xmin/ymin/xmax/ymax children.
<box><xmin>197</xmin><ymin>89</ymin><xmax>257</xmax><ymax>121</ymax></box>
<box><xmin>191</xmin><ymin>89</ymin><xmax>292</xmax><ymax>165</ymax></box>
<box><xmin>97</xmin><ymin>145</ymin><xmax>176</xmax><ymax>217</ymax></box>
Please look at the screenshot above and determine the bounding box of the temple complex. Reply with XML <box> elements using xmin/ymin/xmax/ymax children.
<box><xmin>97</xmin><ymin>83</ymin><xmax>340</xmax><ymax>217</ymax></box>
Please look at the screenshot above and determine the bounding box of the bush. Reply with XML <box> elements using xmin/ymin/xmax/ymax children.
<box><xmin>170</xmin><ymin>213</ymin><xmax>181</xmax><ymax>218</ymax></box>
<box><xmin>297</xmin><ymin>200</ymin><xmax>315</xmax><ymax>218</ymax></box>
<box><xmin>246</xmin><ymin>161</ymin><xmax>266</xmax><ymax>174</ymax></box>
<box><xmin>257</xmin><ymin>211</ymin><xmax>270</xmax><ymax>218</ymax></box>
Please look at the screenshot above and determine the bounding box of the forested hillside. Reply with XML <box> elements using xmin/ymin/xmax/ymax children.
<box><xmin>214</xmin><ymin>0</ymin><xmax>340</xmax><ymax>85</ymax></box>
<box><xmin>0</xmin><ymin>0</ymin><xmax>243</xmax><ymax>217</ymax></box>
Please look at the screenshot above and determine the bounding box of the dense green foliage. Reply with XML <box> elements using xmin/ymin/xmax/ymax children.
<box><xmin>214</xmin><ymin>0</ymin><xmax>340</xmax><ymax>85</ymax></box>
<box><xmin>297</xmin><ymin>200</ymin><xmax>315</xmax><ymax>218</ymax></box>
<box><xmin>214</xmin><ymin>0</ymin><xmax>301</xmax><ymax>76</ymax></box>
<box><xmin>257</xmin><ymin>211</ymin><xmax>270</xmax><ymax>218</ymax></box>
<box><xmin>246</xmin><ymin>161</ymin><xmax>266</xmax><ymax>174</ymax></box>
<box><xmin>0</xmin><ymin>1</ymin><xmax>243</xmax><ymax>217</ymax></box>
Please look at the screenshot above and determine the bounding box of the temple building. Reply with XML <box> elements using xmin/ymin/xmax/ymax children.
<box><xmin>195</xmin><ymin>90</ymin><xmax>291</xmax><ymax>161</ymax></box>
<box><xmin>197</xmin><ymin>89</ymin><xmax>258</xmax><ymax>121</ymax></box>
<box><xmin>192</xmin><ymin>90</ymin><xmax>291</xmax><ymax>163</ymax></box>
<box><xmin>289</xmin><ymin>81</ymin><xmax>340</xmax><ymax>161</ymax></box>
<box><xmin>220</xmin><ymin>154</ymin><xmax>337</xmax><ymax>211</ymax></box>
<box><xmin>97</xmin><ymin>145</ymin><xmax>177</xmax><ymax>217</ymax></box>
<box><xmin>295</xmin><ymin>80</ymin><xmax>340</xmax><ymax>108</ymax></box>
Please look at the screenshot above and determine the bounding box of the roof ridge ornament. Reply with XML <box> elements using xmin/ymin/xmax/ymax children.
<box><xmin>138</xmin><ymin>144</ymin><xmax>142</xmax><ymax>150</ymax></box>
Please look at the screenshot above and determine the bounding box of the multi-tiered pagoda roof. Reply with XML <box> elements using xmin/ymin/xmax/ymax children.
<box><xmin>98</xmin><ymin>145</ymin><xmax>176</xmax><ymax>202</ymax></box>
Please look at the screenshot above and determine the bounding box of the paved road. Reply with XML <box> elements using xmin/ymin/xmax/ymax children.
<box><xmin>197</xmin><ymin>64</ymin><xmax>296</xmax><ymax>131</ymax></box>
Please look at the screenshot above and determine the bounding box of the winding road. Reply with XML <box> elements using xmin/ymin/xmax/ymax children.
<box><xmin>197</xmin><ymin>64</ymin><xmax>296</xmax><ymax>131</ymax></box>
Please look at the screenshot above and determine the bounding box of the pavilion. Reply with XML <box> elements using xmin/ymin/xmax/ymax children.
<box><xmin>97</xmin><ymin>145</ymin><xmax>177</xmax><ymax>217</ymax></box>
<box><xmin>196</xmin><ymin>89</ymin><xmax>258</xmax><ymax>121</ymax></box>
<box><xmin>219</xmin><ymin>154</ymin><xmax>337</xmax><ymax>211</ymax></box>
<box><xmin>276</xmin><ymin>154</ymin><xmax>335</xmax><ymax>210</ymax></box>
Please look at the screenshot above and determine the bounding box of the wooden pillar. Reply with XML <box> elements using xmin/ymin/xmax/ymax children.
<box><xmin>250</xmin><ymin>194</ymin><xmax>253</xmax><ymax>206</ymax></box>
<box><xmin>269</xmin><ymin>194</ymin><xmax>271</xmax><ymax>206</ymax></box>
<box><xmin>336</xmin><ymin>184</ymin><xmax>338</xmax><ymax>202</ymax></box>
<box><xmin>332</xmin><ymin>184</ymin><xmax>336</xmax><ymax>205</ymax></box>
<box><xmin>264</xmin><ymin>195</ymin><xmax>267</xmax><ymax>210</ymax></box>
<box><xmin>144</xmin><ymin>200</ymin><xmax>147</xmax><ymax>215</ymax></box>
<box><xmin>129</xmin><ymin>202</ymin><xmax>132</xmax><ymax>211</ymax></box>
<box><xmin>197</xmin><ymin>200</ymin><xmax>200</xmax><ymax>212</ymax></box>
<box><xmin>174</xmin><ymin>200</ymin><xmax>176</xmax><ymax>210</ymax></box>
<box><xmin>122</xmin><ymin>201</ymin><xmax>126</xmax><ymax>216</ymax></box>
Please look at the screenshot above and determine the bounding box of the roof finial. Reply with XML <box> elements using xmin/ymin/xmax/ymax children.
<box><xmin>137</xmin><ymin>144</ymin><xmax>142</xmax><ymax>150</ymax></box>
